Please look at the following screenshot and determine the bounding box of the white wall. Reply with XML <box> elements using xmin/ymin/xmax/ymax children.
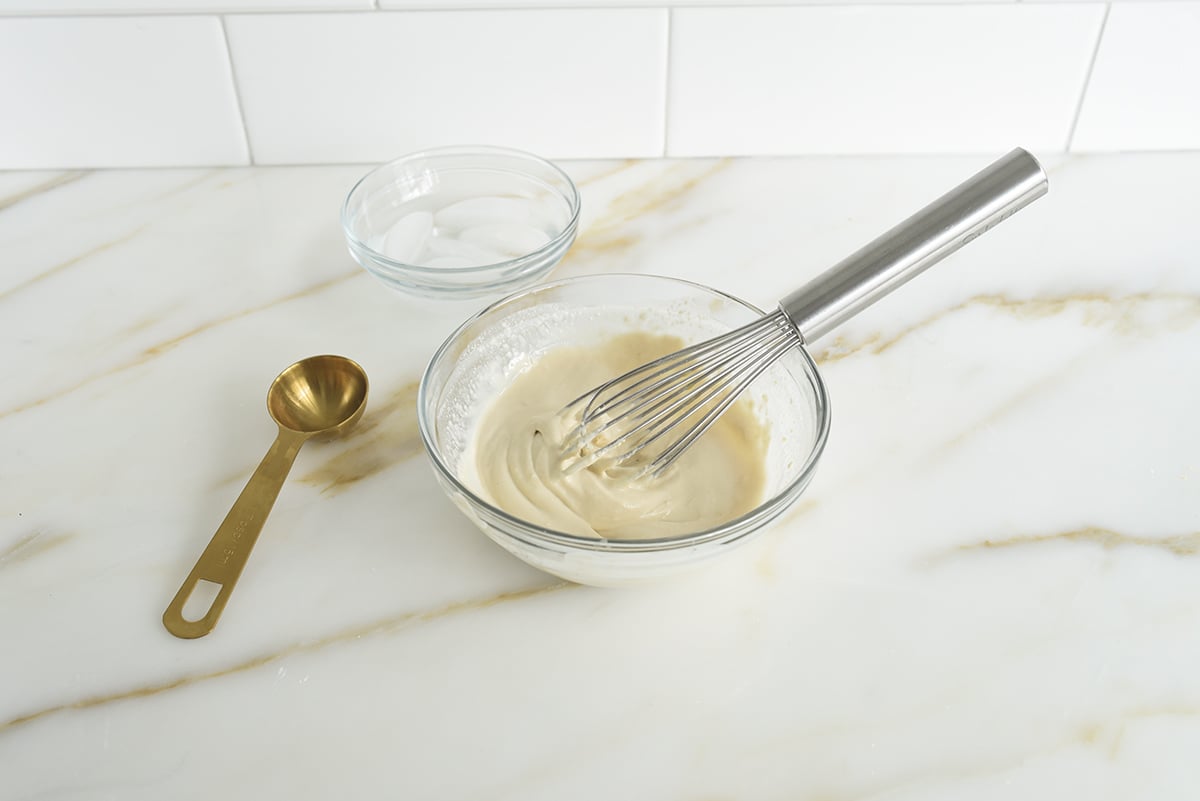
<box><xmin>1</xmin><ymin>1</ymin><xmax>1197</xmax><ymax>168</ymax></box>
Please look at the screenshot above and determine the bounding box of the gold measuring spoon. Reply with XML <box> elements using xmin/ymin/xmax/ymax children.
<box><xmin>163</xmin><ymin>355</ymin><xmax>368</xmax><ymax>639</ymax></box>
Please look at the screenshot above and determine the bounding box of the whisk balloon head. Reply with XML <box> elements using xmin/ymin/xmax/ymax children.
<box><xmin>558</xmin><ymin>309</ymin><xmax>801</xmax><ymax>479</ymax></box>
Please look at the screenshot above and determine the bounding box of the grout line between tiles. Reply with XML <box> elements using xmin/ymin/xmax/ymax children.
<box><xmin>1065</xmin><ymin>2</ymin><xmax>1111</xmax><ymax>152</ymax></box>
<box><xmin>7</xmin><ymin>150</ymin><xmax>1200</xmax><ymax>174</ymax></box>
<box><xmin>0</xmin><ymin>2</ymin><xmax>1149</xmax><ymax>19</ymax></box>
<box><xmin>218</xmin><ymin>15</ymin><xmax>256</xmax><ymax>166</ymax></box>
<box><xmin>660</xmin><ymin>7</ymin><xmax>672</xmax><ymax>158</ymax></box>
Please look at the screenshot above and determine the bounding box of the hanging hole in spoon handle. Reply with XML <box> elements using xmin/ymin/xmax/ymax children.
<box><xmin>162</xmin><ymin>354</ymin><xmax>368</xmax><ymax>639</ymax></box>
<box><xmin>163</xmin><ymin>428</ymin><xmax>308</xmax><ymax>639</ymax></box>
<box><xmin>780</xmin><ymin>148</ymin><xmax>1049</xmax><ymax>343</ymax></box>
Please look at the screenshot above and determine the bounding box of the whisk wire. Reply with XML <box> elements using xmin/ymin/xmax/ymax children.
<box><xmin>558</xmin><ymin>148</ymin><xmax>1048</xmax><ymax>479</ymax></box>
<box><xmin>648</xmin><ymin>332</ymin><xmax>800</xmax><ymax>472</ymax></box>
<box><xmin>587</xmin><ymin>321</ymin><xmax>786</xmax><ymax>437</ymax></box>
<box><xmin>561</xmin><ymin>314</ymin><xmax>783</xmax><ymax>451</ymax></box>
<box><xmin>561</xmin><ymin>310</ymin><xmax>801</xmax><ymax>477</ymax></box>
<box><xmin>574</xmin><ymin>313</ymin><xmax>785</xmax><ymax>421</ymax></box>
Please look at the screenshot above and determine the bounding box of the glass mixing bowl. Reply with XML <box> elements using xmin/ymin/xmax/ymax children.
<box><xmin>417</xmin><ymin>274</ymin><xmax>831</xmax><ymax>586</ymax></box>
<box><xmin>342</xmin><ymin>146</ymin><xmax>580</xmax><ymax>299</ymax></box>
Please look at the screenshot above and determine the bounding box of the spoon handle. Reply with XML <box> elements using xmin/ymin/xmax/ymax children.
<box><xmin>163</xmin><ymin>427</ymin><xmax>308</xmax><ymax>639</ymax></box>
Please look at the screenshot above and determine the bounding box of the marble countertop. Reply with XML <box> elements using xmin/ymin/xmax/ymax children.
<box><xmin>3</xmin><ymin>153</ymin><xmax>1198</xmax><ymax>800</ymax></box>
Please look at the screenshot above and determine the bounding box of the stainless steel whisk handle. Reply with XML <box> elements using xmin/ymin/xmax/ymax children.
<box><xmin>779</xmin><ymin>148</ymin><xmax>1048</xmax><ymax>343</ymax></box>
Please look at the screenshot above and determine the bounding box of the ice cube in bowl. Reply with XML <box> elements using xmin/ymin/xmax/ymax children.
<box><xmin>342</xmin><ymin>146</ymin><xmax>581</xmax><ymax>299</ymax></box>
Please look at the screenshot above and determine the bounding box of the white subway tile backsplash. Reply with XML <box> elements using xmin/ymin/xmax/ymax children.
<box><xmin>0</xmin><ymin>16</ymin><xmax>248</xmax><ymax>168</ymax></box>
<box><xmin>1071</xmin><ymin>3</ymin><xmax>1200</xmax><ymax>151</ymax></box>
<box><xmin>667</xmin><ymin>4</ymin><xmax>1105</xmax><ymax>157</ymax></box>
<box><xmin>380</xmin><ymin>0</ymin><xmax>1003</xmax><ymax>7</ymax></box>
<box><xmin>0</xmin><ymin>0</ymin><xmax>369</xmax><ymax>13</ymax></box>
<box><xmin>0</xmin><ymin>0</ymin><xmax>1015</xmax><ymax>12</ymax></box>
<box><xmin>225</xmin><ymin>10</ymin><xmax>667</xmax><ymax>164</ymax></box>
<box><xmin>1</xmin><ymin>2</ymin><xmax>1197</xmax><ymax>168</ymax></box>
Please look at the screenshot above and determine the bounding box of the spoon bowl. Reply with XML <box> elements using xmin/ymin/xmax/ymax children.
<box><xmin>164</xmin><ymin>355</ymin><xmax>368</xmax><ymax>638</ymax></box>
<box><xmin>269</xmin><ymin>354</ymin><xmax>368</xmax><ymax>436</ymax></box>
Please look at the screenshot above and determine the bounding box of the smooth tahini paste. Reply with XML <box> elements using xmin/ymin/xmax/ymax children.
<box><xmin>465</xmin><ymin>332</ymin><xmax>768</xmax><ymax>539</ymax></box>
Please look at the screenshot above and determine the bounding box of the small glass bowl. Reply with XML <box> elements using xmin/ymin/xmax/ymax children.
<box><xmin>417</xmin><ymin>274</ymin><xmax>832</xmax><ymax>586</ymax></box>
<box><xmin>341</xmin><ymin>146</ymin><xmax>581</xmax><ymax>299</ymax></box>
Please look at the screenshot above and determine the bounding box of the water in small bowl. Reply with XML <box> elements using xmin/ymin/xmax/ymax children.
<box><xmin>366</xmin><ymin>177</ymin><xmax>571</xmax><ymax>270</ymax></box>
<box><xmin>343</xmin><ymin>147</ymin><xmax>581</xmax><ymax>299</ymax></box>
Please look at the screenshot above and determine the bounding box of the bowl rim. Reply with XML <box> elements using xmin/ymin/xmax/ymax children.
<box><xmin>340</xmin><ymin>144</ymin><xmax>582</xmax><ymax>277</ymax></box>
<box><xmin>417</xmin><ymin>272</ymin><xmax>833</xmax><ymax>554</ymax></box>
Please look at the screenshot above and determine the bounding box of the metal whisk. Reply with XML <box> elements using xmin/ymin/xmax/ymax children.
<box><xmin>560</xmin><ymin>148</ymin><xmax>1048</xmax><ymax>478</ymax></box>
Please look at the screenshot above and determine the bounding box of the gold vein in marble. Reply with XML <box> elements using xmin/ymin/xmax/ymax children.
<box><xmin>1080</xmin><ymin>705</ymin><xmax>1200</xmax><ymax>761</ymax></box>
<box><xmin>116</xmin><ymin>302</ymin><xmax>185</xmax><ymax>339</ymax></box>
<box><xmin>0</xmin><ymin>530</ymin><xmax>73</xmax><ymax>567</ymax></box>
<box><xmin>557</xmin><ymin>160</ymin><xmax>730</xmax><ymax>272</ymax></box>
<box><xmin>142</xmin><ymin>269</ymin><xmax>359</xmax><ymax>357</ymax></box>
<box><xmin>757</xmin><ymin>500</ymin><xmax>820</xmax><ymax>581</ymax></box>
<box><xmin>958</xmin><ymin>526</ymin><xmax>1200</xmax><ymax>557</ymax></box>
<box><xmin>97</xmin><ymin>170</ymin><xmax>245</xmax><ymax>221</ymax></box>
<box><xmin>146</xmin><ymin>168</ymin><xmax>226</xmax><ymax>205</ymax></box>
<box><xmin>811</xmin><ymin>291</ymin><xmax>1200</xmax><ymax>365</ymax></box>
<box><xmin>0</xmin><ymin>268</ymin><xmax>360</xmax><ymax>421</ymax></box>
<box><xmin>746</xmin><ymin>292</ymin><xmax>1196</xmax><ymax>517</ymax></box>
<box><xmin>743</xmin><ymin>719</ymin><xmax>1057</xmax><ymax>801</ymax></box>
<box><xmin>301</xmin><ymin>380</ymin><xmax>423</xmax><ymax>494</ymax></box>
<box><xmin>0</xmin><ymin>581</ymin><xmax>572</xmax><ymax>735</ymax></box>
<box><xmin>220</xmin><ymin>380</ymin><xmax>422</xmax><ymax>492</ymax></box>
<box><xmin>96</xmin><ymin>169</ymin><xmax>224</xmax><ymax>220</ymax></box>
<box><xmin>0</xmin><ymin>170</ymin><xmax>87</xmax><ymax>213</ymax></box>
<box><xmin>752</xmin><ymin>699</ymin><xmax>1193</xmax><ymax>801</ymax></box>
<box><xmin>573</xmin><ymin>159</ymin><xmax>638</xmax><ymax>188</ymax></box>
<box><xmin>0</xmin><ymin>223</ymin><xmax>149</xmax><ymax>304</ymax></box>
<box><xmin>0</xmin><ymin>171</ymin><xmax>232</xmax><ymax>306</ymax></box>
<box><xmin>860</xmin><ymin>706</ymin><xmax>1200</xmax><ymax>799</ymax></box>
<box><xmin>605</xmin><ymin>160</ymin><xmax>729</xmax><ymax>221</ymax></box>
<box><xmin>927</xmin><ymin>353</ymin><xmax>1096</xmax><ymax>459</ymax></box>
